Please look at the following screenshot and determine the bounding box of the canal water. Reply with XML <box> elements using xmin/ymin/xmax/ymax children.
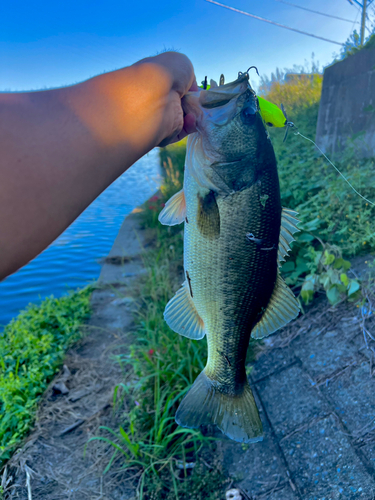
<box><xmin>0</xmin><ymin>149</ymin><xmax>162</xmax><ymax>328</ymax></box>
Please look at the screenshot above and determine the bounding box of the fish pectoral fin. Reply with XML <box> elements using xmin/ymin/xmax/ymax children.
<box><xmin>158</xmin><ymin>189</ymin><xmax>186</xmax><ymax>226</ymax></box>
<box><xmin>164</xmin><ymin>281</ymin><xmax>206</xmax><ymax>340</ymax></box>
<box><xmin>251</xmin><ymin>274</ymin><xmax>300</xmax><ymax>340</ymax></box>
<box><xmin>278</xmin><ymin>207</ymin><xmax>301</xmax><ymax>266</ymax></box>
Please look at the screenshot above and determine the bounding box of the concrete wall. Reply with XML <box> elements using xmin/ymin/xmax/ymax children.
<box><xmin>316</xmin><ymin>46</ymin><xmax>375</xmax><ymax>158</ymax></box>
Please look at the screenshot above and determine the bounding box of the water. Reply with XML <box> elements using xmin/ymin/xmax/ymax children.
<box><xmin>0</xmin><ymin>149</ymin><xmax>162</xmax><ymax>328</ymax></box>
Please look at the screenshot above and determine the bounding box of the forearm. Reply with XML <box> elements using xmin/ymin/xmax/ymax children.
<box><xmin>0</xmin><ymin>54</ymin><xmax>193</xmax><ymax>279</ymax></box>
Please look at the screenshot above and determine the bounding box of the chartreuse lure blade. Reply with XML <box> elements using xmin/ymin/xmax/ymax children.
<box><xmin>257</xmin><ymin>96</ymin><xmax>287</xmax><ymax>128</ymax></box>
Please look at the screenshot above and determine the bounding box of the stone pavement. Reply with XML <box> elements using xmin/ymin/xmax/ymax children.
<box><xmin>221</xmin><ymin>288</ymin><xmax>375</xmax><ymax>500</ymax></box>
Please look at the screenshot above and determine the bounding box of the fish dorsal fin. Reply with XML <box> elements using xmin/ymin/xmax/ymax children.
<box><xmin>158</xmin><ymin>189</ymin><xmax>186</xmax><ymax>226</ymax></box>
<box><xmin>164</xmin><ymin>281</ymin><xmax>206</xmax><ymax>340</ymax></box>
<box><xmin>278</xmin><ymin>207</ymin><xmax>300</xmax><ymax>266</ymax></box>
<box><xmin>251</xmin><ymin>274</ymin><xmax>300</xmax><ymax>340</ymax></box>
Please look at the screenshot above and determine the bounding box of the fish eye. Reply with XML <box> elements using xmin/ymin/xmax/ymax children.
<box><xmin>241</xmin><ymin>105</ymin><xmax>257</xmax><ymax>125</ymax></box>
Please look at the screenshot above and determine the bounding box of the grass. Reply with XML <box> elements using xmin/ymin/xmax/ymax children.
<box><xmin>0</xmin><ymin>286</ymin><xmax>92</xmax><ymax>466</ymax></box>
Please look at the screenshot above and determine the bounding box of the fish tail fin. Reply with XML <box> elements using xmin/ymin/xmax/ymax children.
<box><xmin>175</xmin><ymin>371</ymin><xmax>263</xmax><ymax>443</ymax></box>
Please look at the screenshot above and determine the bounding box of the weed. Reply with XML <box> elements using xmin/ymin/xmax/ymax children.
<box><xmin>0</xmin><ymin>286</ymin><xmax>92</xmax><ymax>466</ymax></box>
<box><xmin>89</xmin><ymin>226</ymin><xmax>218</xmax><ymax>496</ymax></box>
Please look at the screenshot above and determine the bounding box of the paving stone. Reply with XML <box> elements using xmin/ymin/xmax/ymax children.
<box><xmin>222</xmin><ymin>394</ymin><xmax>288</xmax><ymax>497</ymax></box>
<box><xmin>256</xmin><ymin>365</ymin><xmax>328</xmax><ymax>438</ymax></box>
<box><xmin>254</xmin><ymin>482</ymin><xmax>300</xmax><ymax>499</ymax></box>
<box><xmin>321</xmin><ymin>361</ymin><xmax>375</xmax><ymax>436</ymax></box>
<box><xmin>294</xmin><ymin>328</ymin><xmax>360</xmax><ymax>381</ymax></box>
<box><xmin>250</xmin><ymin>345</ymin><xmax>296</xmax><ymax>383</ymax></box>
<box><xmin>352</xmin><ymin>332</ymin><xmax>374</xmax><ymax>362</ymax></box>
<box><xmin>279</xmin><ymin>414</ymin><xmax>375</xmax><ymax>499</ymax></box>
<box><xmin>361</xmin><ymin>440</ymin><xmax>375</xmax><ymax>472</ymax></box>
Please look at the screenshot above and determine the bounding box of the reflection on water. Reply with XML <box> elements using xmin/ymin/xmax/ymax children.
<box><xmin>0</xmin><ymin>149</ymin><xmax>162</xmax><ymax>328</ymax></box>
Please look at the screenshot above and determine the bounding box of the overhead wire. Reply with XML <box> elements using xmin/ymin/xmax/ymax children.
<box><xmin>205</xmin><ymin>0</ymin><xmax>344</xmax><ymax>45</ymax></box>
<box><xmin>274</xmin><ymin>0</ymin><xmax>360</xmax><ymax>24</ymax></box>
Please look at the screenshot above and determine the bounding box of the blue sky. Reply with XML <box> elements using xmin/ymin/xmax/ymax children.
<box><xmin>1</xmin><ymin>0</ymin><xmax>373</xmax><ymax>92</ymax></box>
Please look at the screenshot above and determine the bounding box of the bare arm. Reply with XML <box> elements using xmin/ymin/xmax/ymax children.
<box><xmin>0</xmin><ymin>52</ymin><xmax>197</xmax><ymax>280</ymax></box>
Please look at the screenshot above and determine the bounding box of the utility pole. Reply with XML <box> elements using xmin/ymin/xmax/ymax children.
<box><xmin>360</xmin><ymin>0</ymin><xmax>368</xmax><ymax>45</ymax></box>
<box><xmin>349</xmin><ymin>0</ymin><xmax>375</xmax><ymax>46</ymax></box>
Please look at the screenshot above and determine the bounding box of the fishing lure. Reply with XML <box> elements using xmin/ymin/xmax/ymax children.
<box><xmin>239</xmin><ymin>66</ymin><xmax>292</xmax><ymax>137</ymax></box>
<box><xmin>257</xmin><ymin>96</ymin><xmax>287</xmax><ymax>128</ymax></box>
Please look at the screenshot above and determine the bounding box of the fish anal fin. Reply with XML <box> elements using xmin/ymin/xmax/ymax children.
<box><xmin>251</xmin><ymin>274</ymin><xmax>300</xmax><ymax>340</ymax></box>
<box><xmin>278</xmin><ymin>207</ymin><xmax>301</xmax><ymax>266</ymax></box>
<box><xmin>158</xmin><ymin>189</ymin><xmax>186</xmax><ymax>226</ymax></box>
<box><xmin>164</xmin><ymin>281</ymin><xmax>205</xmax><ymax>340</ymax></box>
<box><xmin>176</xmin><ymin>371</ymin><xmax>263</xmax><ymax>443</ymax></box>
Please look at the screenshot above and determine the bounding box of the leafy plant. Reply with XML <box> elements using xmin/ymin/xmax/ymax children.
<box><xmin>295</xmin><ymin>245</ymin><xmax>361</xmax><ymax>305</ymax></box>
<box><xmin>0</xmin><ymin>287</ymin><xmax>92</xmax><ymax>466</ymax></box>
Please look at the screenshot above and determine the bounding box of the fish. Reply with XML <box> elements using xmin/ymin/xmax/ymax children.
<box><xmin>158</xmin><ymin>71</ymin><xmax>300</xmax><ymax>443</ymax></box>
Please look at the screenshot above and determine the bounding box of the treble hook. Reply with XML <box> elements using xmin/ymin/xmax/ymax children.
<box><xmin>280</xmin><ymin>103</ymin><xmax>296</xmax><ymax>142</ymax></box>
<box><xmin>246</xmin><ymin>66</ymin><xmax>260</xmax><ymax>76</ymax></box>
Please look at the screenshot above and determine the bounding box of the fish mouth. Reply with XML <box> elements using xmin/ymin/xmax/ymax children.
<box><xmin>199</xmin><ymin>73</ymin><xmax>250</xmax><ymax>109</ymax></box>
<box><xmin>182</xmin><ymin>73</ymin><xmax>256</xmax><ymax>129</ymax></box>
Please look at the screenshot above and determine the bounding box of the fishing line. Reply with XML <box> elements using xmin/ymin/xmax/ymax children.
<box><xmin>293</xmin><ymin>128</ymin><xmax>375</xmax><ymax>207</ymax></box>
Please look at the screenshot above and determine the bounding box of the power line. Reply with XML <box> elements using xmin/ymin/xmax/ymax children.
<box><xmin>349</xmin><ymin>0</ymin><xmax>374</xmax><ymax>8</ymax></box>
<box><xmin>206</xmin><ymin>0</ymin><xmax>344</xmax><ymax>45</ymax></box>
<box><xmin>275</xmin><ymin>0</ymin><xmax>360</xmax><ymax>24</ymax></box>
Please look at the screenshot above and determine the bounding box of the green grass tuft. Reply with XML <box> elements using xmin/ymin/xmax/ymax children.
<box><xmin>0</xmin><ymin>286</ymin><xmax>92</xmax><ymax>465</ymax></box>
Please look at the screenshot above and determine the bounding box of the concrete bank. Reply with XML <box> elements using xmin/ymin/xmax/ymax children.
<box><xmin>316</xmin><ymin>43</ymin><xmax>375</xmax><ymax>158</ymax></box>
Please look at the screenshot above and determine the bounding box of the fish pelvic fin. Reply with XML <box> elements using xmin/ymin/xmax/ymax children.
<box><xmin>251</xmin><ymin>274</ymin><xmax>300</xmax><ymax>340</ymax></box>
<box><xmin>175</xmin><ymin>371</ymin><xmax>263</xmax><ymax>444</ymax></box>
<box><xmin>164</xmin><ymin>281</ymin><xmax>206</xmax><ymax>340</ymax></box>
<box><xmin>158</xmin><ymin>189</ymin><xmax>186</xmax><ymax>226</ymax></box>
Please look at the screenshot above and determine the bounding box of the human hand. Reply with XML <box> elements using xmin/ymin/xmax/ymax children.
<box><xmin>133</xmin><ymin>52</ymin><xmax>198</xmax><ymax>147</ymax></box>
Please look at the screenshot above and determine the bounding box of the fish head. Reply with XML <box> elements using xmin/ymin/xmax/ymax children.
<box><xmin>183</xmin><ymin>73</ymin><xmax>274</xmax><ymax>189</ymax></box>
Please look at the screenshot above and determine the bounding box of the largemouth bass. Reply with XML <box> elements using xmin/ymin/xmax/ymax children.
<box><xmin>158</xmin><ymin>72</ymin><xmax>300</xmax><ymax>443</ymax></box>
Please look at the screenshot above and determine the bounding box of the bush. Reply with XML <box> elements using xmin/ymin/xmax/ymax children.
<box><xmin>259</xmin><ymin>73</ymin><xmax>323</xmax><ymax>117</ymax></box>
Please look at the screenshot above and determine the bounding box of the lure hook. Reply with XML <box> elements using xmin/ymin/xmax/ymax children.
<box><xmin>280</xmin><ymin>103</ymin><xmax>296</xmax><ymax>142</ymax></box>
<box><xmin>246</xmin><ymin>66</ymin><xmax>260</xmax><ymax>76</ymax></box>
<box><xmin>238</xmin><ymin>66</ymin><xmax>260</xmax><ymax>79</ymax></box>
